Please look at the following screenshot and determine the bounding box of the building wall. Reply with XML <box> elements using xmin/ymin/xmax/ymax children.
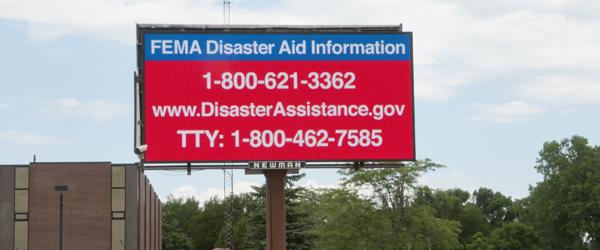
<box><xmin>125</xmin><ymin>165</ymin><xmax>139</xmax><ymax>250</ymax></box>
<box><xmin>29</xmin><ymin>162</ymin><xmax>112</xmax><ymax>250</ymax></box>
<box><xmin>139</xmin><ymin>173</ymin><xmax>146</xmax><ymax>250</ymax></box>
<box><xmin>150</xmin><ymin>185</ymin><xmax>155</xmax><ymax>250</ymax></box>
<box><xmin>145</xmin><ymin>177</ymin><xmax>151</xmax><ymax>250</ymax></box>
<box><xmin>0</xmin><ymin>163</ymin><xmax>161</xmax><ymax>250</ymax></box>
<box><xmin>0</xmin><ymin>166</ymin><xmax>15</xmax><ymax>250</ymax></box>
<box><xmin>140</xmin><ymin>174</ymin><xmax>161</xmax><ymax>250</ymax></box>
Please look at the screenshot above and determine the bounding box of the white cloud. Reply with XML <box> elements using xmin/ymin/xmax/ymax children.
<box><xmin>558</xmin><ymin>109</ymin><xmax>575</xmax><ymax>115</ymax></box>
<box><xmin>419</xmin><ymin>172</ymin><xmax>483</xmax><ymax>194</ymax></box>
<box><xmin>519</xmin><ymin>75</ymin><xmax>600</xmax><ymax>104</ymax></box>
<box><xmin>0</xmin><ymin>130</ymin><xmax>76</xmax><ymax>146</ymax></box>
<box><xmin>0</xmin><ymin>0</ymin><xmax>222</xmax><ymax>44</ymax></box>
<box><xmin>468</xmin><ymin>101</ymin><xmax>545</xmax><ymax>123</ymax></box>
<box><xmin>40</xmin><ymin>97</ymin><xmax>131</xmax><ymax>120</ymax></box>
<box><xmin>170</xmin><ymin>181</ymin><xmax>260</xmax><ymax>206</ymax></box>
<box><xmin>301</xmin><ymin>179</ymin><xmax>338</xmax><ymax>189</ymax></box>
<box><xmin>415</xmin><ymin>66</ymin><xmax>481</xmax><ymax>101</ymax></box>
<box><xmin>0</xmin><ymin>104</ymin><xmax>9</xmax><ymax>109</ymax></box>
<box><xmin>2</xmin><ymin>0</ymin><xmax>599</xmax><ymax>103</ymax></box>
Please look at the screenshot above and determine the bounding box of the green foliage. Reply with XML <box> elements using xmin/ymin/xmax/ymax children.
<box><xmin>162</xmin><ymin>195</ymin><xmax>200</xmax><ymax>232</ymax></box>
<box><xmin>508</xmin><ymin>198</ymin><xmax>532</xmax><ymax>225</ymax></box>
<box><xmin>465</xmin><ymin>232</ymin><xmax>493</xmax><ymax>250</ymax></box>
<box><xmin>162</xmin><ymin>218</ymin><xmax>193</xmax><ymax>250</ymax></box>
<box><xmin>528</xmin><ymin>135</ymin><xmax>600</xmax><ymax>249</ymax></box>
<box><xmin>455</xmin><ymin>203</ymin><xmax>491</xmax><ymax>246</ymax></box>
<box><xmin>286</xmin><ymin>178</ymin><xmax>317</xmax><ymax>250</ymax></box>
<box><xmin>327</xmin><ymin>159</ymin><xmax>463</xmax><ymax>249</ymax></box>
<box><xmin>161</xmin><ymin>136</ymin><xmax>600</xmax><ymax>250</ymax></box>
<box><xmin>304</xmin><ymin>188</ymin><xmax>385</xmax><ymax>249</ymax></box>
<box><xmin>162</xmin><ymin>195</ymin><xmax>199</xmax><ymax>250</ymax></box>
<box><xmin>244</xmin><ymin>173</ymin><xmax>317</xmax><ymax>250</ymax></box>
<box><xmin>214</xmin><ymin>193</ymin><xmax>254</xmax><ymax>249</ymax></box>
<box><xmin>465</xmin><ymin>222</ymin><xmax>541</xmax><ymax>250</ymax></box>
<box><xmin>188</xmin><ymin>196</ymin><xmax>226</xmax><ymax>250</ymax></box>
<box><xmin>489</xmin><ymin>222</ymin><xmax>541</xmax><ymax>250</ymax></box>
<box><xmin>414</xmin><ymin>187</ymin><xmax>492</xmax><ymax>246</ymax></box>
<box><xmin>472</xmin><ymin>187</ymin><xmax>514</xmax><ymax>228</ymax></box>
<box><xmin>448</xmin><ymin>188</ymin><xmax>471</xmax><ymax>203</ymax></box>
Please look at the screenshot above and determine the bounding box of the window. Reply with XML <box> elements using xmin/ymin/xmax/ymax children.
<box><xmin>14</xmin><ymin>221</ymin><xmax>28</xmax><ymax>250</ymax></box>
<box><xmin>15</xmin><ymin>167</ymin><xmax>28</xmax><ymax>189</ymax></box>
<box><xmin>15</xmin><ymin>214</ymin><xmax>28</xmax><ymax>221</ymax></box>
<box><xmin>14</xmin><ymin>166</ymin><xmax>29</xmax><ymax>250</ymax></box>
<box><xmin>112</xmin><ymin>166</ymin><xmax>125</xmax><ymax>188</ymax></box>
<box><xmin>111</xmin><ymin>220</ymin><xmax>125</xmax><ymax>250</ymax></box>
<box><xmin>14</xmin><ymin>190</ymin><xmax>28</xmax><ymax>213</ymax></box>
<box><xmin>112</xmin><ymin>189</ymin><xmax>125</xmax><ymax>212</ymax></box>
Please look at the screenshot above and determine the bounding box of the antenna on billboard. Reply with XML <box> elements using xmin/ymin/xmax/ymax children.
<box><xmin>224</xmin><ymin>169</ymin><xmax>234</xmax><ymax>249</ymax></box>
<box><xmin>223</xmin><ymin>3</ymin><xmax>235</xmax><ymax>250</ymax></box>
<box><xmin>223</xmin><ymin>0</ymin><xmax>231</xmax><ymax>25</ymax></box>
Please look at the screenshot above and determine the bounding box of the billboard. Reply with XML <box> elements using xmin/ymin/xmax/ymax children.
<box><xmin>136</xmin><ymin>25</ymin><xmax>414</xmax><ymax>163</ymax></box>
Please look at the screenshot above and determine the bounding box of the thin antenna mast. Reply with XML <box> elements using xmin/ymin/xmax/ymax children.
<box><xmin>223</xmin><ymin>2</ymin><xmax>235</xmax><ymax>249</ymax></box>
<box><xmin>224</xmin><ymin>169</ymin><xmax>234</xmax><ymax>249</ymax></box>
<box><xmin>223</xmin><ymin>0</ymin><xmax>231</xmax><ymax>25</ymax></box>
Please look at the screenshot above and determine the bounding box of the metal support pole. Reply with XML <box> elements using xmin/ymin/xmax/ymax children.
<box><xmin>265</xmin><ymin>170</ymin><xmax>287</xmax><ymax>250</ymax></box>
<box><xmin>60</xmin><ymin>193</ymin><xmax>64</xmax><ymax>250</ymax></box>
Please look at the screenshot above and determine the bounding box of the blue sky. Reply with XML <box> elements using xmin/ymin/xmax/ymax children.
<box><xmin>1</xmin><ymin>0</ymin><xmax>599</xmax><ymax>203</ymax></box>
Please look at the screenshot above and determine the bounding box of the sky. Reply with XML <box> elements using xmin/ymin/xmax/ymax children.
<box><xmin>1</xmin><ymin>0</ymin><xmax>599</xmax><ymax>203</ymax></box>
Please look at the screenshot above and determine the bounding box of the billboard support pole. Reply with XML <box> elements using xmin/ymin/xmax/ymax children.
<box><xmin>265</xmin><ymin>169</ymin><xmax>287</xmax><ymax>250</ymax></box>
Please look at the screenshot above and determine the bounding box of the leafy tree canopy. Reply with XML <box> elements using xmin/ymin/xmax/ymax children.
<box><xmin>528</xmin><ymin>135</ymin><xmax>600</xmax><ymax>249</ymax></box>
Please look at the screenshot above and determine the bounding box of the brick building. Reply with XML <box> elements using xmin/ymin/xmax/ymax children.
<box><xmin>0</xmin><ymin>162</ymin><xmax>162</xmax><ymax>250</ymax></box>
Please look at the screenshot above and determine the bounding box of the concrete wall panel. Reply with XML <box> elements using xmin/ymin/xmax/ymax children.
<box><xmin>148</xmin><ymin>185</ymin><xmax>156</xmax><ymax>250</ymax></box>
<box><xmin>0</xmin><ymin>166</ymin><xmax>15</xmax><ymax>250</ymax></box>
<box><xmin>0</xmin><ymin>166</ymin><xmax>14</xmax><ymax>201</ymax></box>
<box><xmin>159</xmin><ymin>200</ymin><xmax>162</xmax><ymax>250</ymax></box>
<box><xmin>125</xmin><ymin>165</ymin><xmax>138</xmax><ymax>250</ymax></box>
<box><xmin>145</xmin><ymin>177</ymin><xmax>150</xmax><ymax>250</ymax></box>
<box><xmin>139</xmin><ymin>173</ymin><xmax>146</xmax><ymax>250</ymax></box>
<box><xmin>154</xmin><ymin>193</ymin><xmax>160</xmax><ymax>250</ymax></box>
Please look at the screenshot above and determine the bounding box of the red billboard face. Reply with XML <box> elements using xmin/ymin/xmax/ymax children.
<box><xmin>140</xmin><ymin>32</ymin><xmax>414</xmax><ymax>162</ymax></box>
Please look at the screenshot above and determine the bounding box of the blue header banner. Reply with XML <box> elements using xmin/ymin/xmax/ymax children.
<box><xmin>144</xmin><ymin>34</ymin><xmax>411</xmax><ymax>61</ymax></box>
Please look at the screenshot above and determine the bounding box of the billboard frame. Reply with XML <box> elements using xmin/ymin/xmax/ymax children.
<box><xmin>135</xmin><ymin>24</ymin><xmax>415</xmax><ymax>164</ymax></box>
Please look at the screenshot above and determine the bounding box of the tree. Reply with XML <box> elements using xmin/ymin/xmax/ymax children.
<box><xmin>489</xmin><ymin>222</ymin><xmax>541</xmax><ymax>250</ymax></box>
<box><xmin>465</xmin><ymin>222</ymin><xmax>541</xmax><ymax>250</ymax></box>
<box><xmin>414</xmin><ymin>187</ymin><xmax>491</xmax><ymax>247</ymax></box>
<box><xmin>465</xmin><ymin>232</ymin><xmax>493</xmax><ymax>250</ymax></box>
<box><xmin>419</xmin><ymin>187</ymin><xmax>465</xmax><ymax>221</ymax></box>
<box><xmin>528</xmin><ymin>135</ymin><xmax>600</xmax><ymax>249</ymax></box>
<box><xmin>448</xmin><ymin>188</ymin><xmax>470</xmax><ymax>204</ymax></box>
<box><xmin>304</xmin><ymin>188</ymin><xmax>386</xmax><ymax>249</ymax></box>
<box><xmin>455</xmin><ymin>203</ymin><xmax>491</xmax><ymax>246</ymax></box>
<box><xmin>162</xmin><ymin>196</ymin><xmax>200</xmax><ymax>250</ymax></box>
<box><xmin>472</xmin><ymin>187</ymin><xmax>514</xmax><ymax>228</ymax></box>
<box><xmin>188</xmin><ymin>196</ymin><xmax>226</xmax><ymax>250</ymax></box>
<box><xmin>244</xmin><ymin>184</ymin><xmax>267</xmax><ymax>250</ymax></box>
<box><xmin>214</xmin><ymin>193</ymin><xmax>254</xmax><ymax>249</ymax></box>
<box><xmin>163</xmin><ymin>218</ymin><xmax>193</xmax><ymax>250</ymax></box>
<box><xmin>285</xmin><ymin>174</ymin><xmax>317</xmax><ymax>250</ymax></box>
<box><xmin>337</xmin><ymin>159</ymin><xmax>462</xmax><ymax>249</ymax></box>
<box><xmin>244</xmin><ymin>173</ymin><xmax>317</xmax><ymax>250</ymax></box>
